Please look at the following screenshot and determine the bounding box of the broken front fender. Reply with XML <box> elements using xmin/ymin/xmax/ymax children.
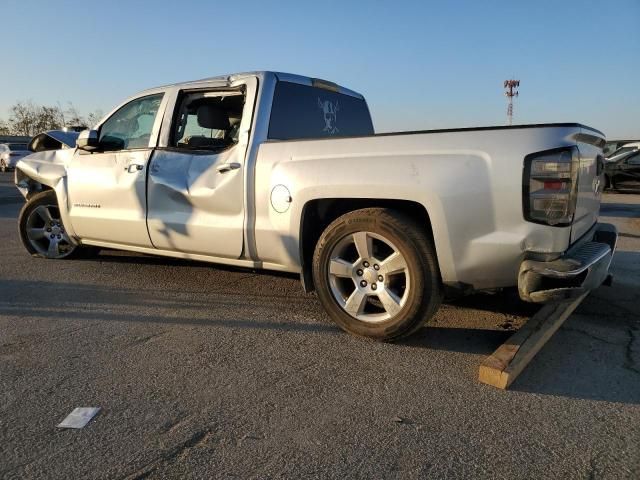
<box><xmin>14</xmin><ymin>149</ymin><xmax>79</xmax><ymax>243</ymax></box>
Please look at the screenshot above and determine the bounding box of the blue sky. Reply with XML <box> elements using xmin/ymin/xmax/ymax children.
<box><xmin>1</xmin><ymin>0</ymin><xmax>639</xmax><ymax>137</ymax></box>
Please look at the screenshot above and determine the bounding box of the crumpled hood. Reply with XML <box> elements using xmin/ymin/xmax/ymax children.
<box><xmin>28</xmin><ymin>130</ymin><xmax>80</xmax><ymax>151</ymax></box>
<box><xmin>42</xmin><ymin>130</ymin><xmax>79</xmax><ymax>148</ymax></box>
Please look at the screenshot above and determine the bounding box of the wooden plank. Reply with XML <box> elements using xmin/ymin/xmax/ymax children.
<box><xmin>478</xmin><ymin>293</ymin><xmax>588</xmax><ymax>389</ymax></box>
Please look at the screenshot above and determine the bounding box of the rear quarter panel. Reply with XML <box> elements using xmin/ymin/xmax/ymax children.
<box><xmin>253</xmin><ymin>126</ymin><xmax>585</xmax><ymax>290</ymax></box>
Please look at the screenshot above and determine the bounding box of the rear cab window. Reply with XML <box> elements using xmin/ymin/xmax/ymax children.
<box><xmin>268</xmin><ymin>81</ymin><xmax>374</xmax><ymax>140</ymax></box>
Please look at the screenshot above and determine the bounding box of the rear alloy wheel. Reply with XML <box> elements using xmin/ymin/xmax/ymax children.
<box><xmin>19</xmin><ymin>191</ymin><xmax>78</xmax><ymax>259</ymax></box>
<box><xmin>313</xmin><ymin>208</ymin><xmax>442</xmax><ymax>341</ymax></box>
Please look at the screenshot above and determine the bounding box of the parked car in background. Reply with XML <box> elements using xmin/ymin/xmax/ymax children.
<box><xmin>603</xmin><ymin>139</ymin><xmax>639</xmax><ymax>157</ymax></box>
<box><xmin>605</xmin><ymin>150</ymin><xmax>640</xmax><ymax>191</ymax></box>
<box><xmin>0</xmin><ymin>143</ymin><xmax>30</xmax><ymax>172</ymax></box>
<box><xmin>605</xmin><ymin>141</ymin><xmax>640</xmax><ymax>160</ymax></box>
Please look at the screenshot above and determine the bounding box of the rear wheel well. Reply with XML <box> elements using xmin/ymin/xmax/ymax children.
<box><xmin>300</xmin><ymin>198</ymin><xmax>436</xmax><ymax>292</ymax></box>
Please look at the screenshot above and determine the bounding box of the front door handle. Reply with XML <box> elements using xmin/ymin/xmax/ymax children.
<box><xmin>126</xmin><ymin>164</ymin><xmax>144</xmax><ymax>173</ymax></box>
<box><xmin>216</xmin><ymin>162</ymin><xmax>241</xmax><ymax>174</ymax></box>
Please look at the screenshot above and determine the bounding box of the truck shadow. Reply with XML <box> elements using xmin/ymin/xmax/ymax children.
<box><xmin>0</xmin><ymin>277</ymin><xmax>513</xmax><ymax>353</ymax></box>
<box><xmin>1</xmin><ymin>249</ymin><xmax>637</xmax><ymax>405</ymax></box>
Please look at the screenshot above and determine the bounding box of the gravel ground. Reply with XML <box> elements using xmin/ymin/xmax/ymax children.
<box><xmin>0</xmin><ymin>173</ymin><xmax>638</xmax><ymax>479</ymax></box>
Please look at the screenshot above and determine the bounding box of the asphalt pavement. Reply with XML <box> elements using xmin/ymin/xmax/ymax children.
<box><xmin>0</xmin><ymin>172</ymin><xmax>638</xmax><ymax>479</ymax></box>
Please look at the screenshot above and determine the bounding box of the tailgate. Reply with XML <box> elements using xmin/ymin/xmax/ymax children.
<box><xmin>571</xmin><ymin>128</ymin><xmax>606</xmax><ymax>244</ymax></box>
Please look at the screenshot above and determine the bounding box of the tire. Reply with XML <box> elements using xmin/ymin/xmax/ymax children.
<box><xmin>18</xmin><ymin>190</ymin><xmax>97</xmax><ymax>259</ymax></box>
<box><xmin>312</xmin><ymin>208</ymin><xmax>442</xmax><ymax>341</ymax></box>
<box><xmin>0</xmin><ymin>160</ymin><xmax>6</xmax><ymax>173</ymax></box>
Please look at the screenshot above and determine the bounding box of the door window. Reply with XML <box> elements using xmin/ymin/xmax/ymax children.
<box><xmin>99</xmin><ymin>93</ymin><xmax>164</xmax><ymax>151</ymax></box>
<box><xmin>171</xmin><ymin>90</ymin><xmax>244</xmax><ymax>151</ymax></box>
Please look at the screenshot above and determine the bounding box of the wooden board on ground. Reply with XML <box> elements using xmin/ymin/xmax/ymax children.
<box><xmin>478</xmin><ymin>293</ymin><xmax>588</xmax><ymax>389</ymax></box>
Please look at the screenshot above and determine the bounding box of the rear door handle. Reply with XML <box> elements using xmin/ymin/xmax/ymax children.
<box><xmin>126</xmin><ymin>164</ymin><xmax>144</xmax><ymax>173</ymax></box>
<box><xmin>216</xmin><ymin>162</ymin><xmax>241</xmax><ymax>174</ymax></box>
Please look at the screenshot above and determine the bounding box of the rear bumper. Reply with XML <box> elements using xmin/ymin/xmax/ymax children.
<box><xmin>518</xmin><ymin>223</ymin><xmax>618</xmax><ymax>303</ymax></box>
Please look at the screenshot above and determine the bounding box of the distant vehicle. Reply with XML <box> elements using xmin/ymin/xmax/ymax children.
<box><xmin>0</xmin><ymin>142</ymin><xmax>30</xmax><ymax>172</ymax></box>
<box><xmin>605</xmin><ymin>150</ymin><xmax>640</xmax><ymax>192</ymax></box>
<box><xmin>605</xmin><ymin>142</ymin><xmax>640</xmax><ymax>161</ymax></box>
<box><xmin>603</xmin><ymin>140</ymin><xmax>638</xmax><ymax>157</ymax></box>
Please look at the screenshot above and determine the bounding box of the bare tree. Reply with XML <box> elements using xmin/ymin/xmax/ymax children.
<box><xmin>85</xmin><ymin>110</ymin><xmax>104</xmax><ymax>128</ymax></box>
<box><xmin>2</xmin><ymin>101</ymin><xmax>104</xmax><ymax>135</ymax></box>
<box><xmin>0</xmin><ymin>119</ymin><xmax>10</xmax><ymax>135</ymax></box>
<box><xmin>61</xmin><ymin>102</ymin><xmax>86</xmax><ymax>128</ymax></box>
<box><xmin>7</xmin><ymin>101</ymin><xmax>64</xmax><ymax>136</ymax></box>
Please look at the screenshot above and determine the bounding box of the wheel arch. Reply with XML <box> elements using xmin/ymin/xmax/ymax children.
<box><xmin>299</xmin><ymin>198</ymin><xmax>440</xmax><ymax>292</ymax></box>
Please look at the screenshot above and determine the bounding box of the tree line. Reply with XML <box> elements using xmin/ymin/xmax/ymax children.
<box><xmin>0</xmin><ymin>101</ymin><xmax>103</xmax><ymax>137</ymax></box>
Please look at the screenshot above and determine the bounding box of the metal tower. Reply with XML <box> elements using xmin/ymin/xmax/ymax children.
<box><xmin>504</xmin><ymin>79</ymin><xmax>520</xmax><ymax>126</ymax></box>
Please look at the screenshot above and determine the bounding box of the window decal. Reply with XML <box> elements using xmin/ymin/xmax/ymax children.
<box><xmin>318</xmin><ymin>98</ymin><xmax>339</xmax><ymax>135</ymax></box>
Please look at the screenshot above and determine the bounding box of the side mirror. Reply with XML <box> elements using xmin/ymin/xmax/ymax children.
<box><xmin>76</xmin><ymin>129</ymin><xmax>99</xmax><ymax>152</ymax></box>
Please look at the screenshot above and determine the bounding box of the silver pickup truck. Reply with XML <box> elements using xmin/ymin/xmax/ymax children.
<box><xmin>15</xmin><ymin>71</ymin><xmax>617</xmax><ymax>340</ymax></box>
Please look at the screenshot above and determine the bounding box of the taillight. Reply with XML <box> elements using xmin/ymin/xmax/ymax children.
<box><xmin>523</xmin><ymin>146</ymin><xmax>579</xmax><ymax>226</ymax></box>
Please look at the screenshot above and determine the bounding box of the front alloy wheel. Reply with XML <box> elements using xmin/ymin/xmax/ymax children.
<box><xmin>19</xmin><ymin>191</ymin><xmax>78</xmax><ymax>259</ymax></box>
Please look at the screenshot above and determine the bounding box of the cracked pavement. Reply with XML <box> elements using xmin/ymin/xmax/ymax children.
<box><xmin>0</xmin><ymin>174</ymin><xmax>638</xmax><ymax>479</ymax></box>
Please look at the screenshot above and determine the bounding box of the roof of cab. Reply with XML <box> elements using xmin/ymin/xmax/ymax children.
<box><xmin>144</xmin><ymin>71</ymin><xmax>365</xmax><ymax>100</ymax></box>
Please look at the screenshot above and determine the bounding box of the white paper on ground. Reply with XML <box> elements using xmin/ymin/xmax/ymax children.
<box><xmin>57</xmin><ymin>407</ymin><xmax>101</xmax><ymax>429</ymax></box>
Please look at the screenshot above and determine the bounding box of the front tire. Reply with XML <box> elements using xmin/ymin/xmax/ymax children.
<box><xmin>18</xmin><ymin>190</ymin><xmax>79</xmax><ymax>259</ymax></box>
<box><xmin>312</xmin><ymin>208</ymin><xmax>442</xmax><ymax>341</ymax></box>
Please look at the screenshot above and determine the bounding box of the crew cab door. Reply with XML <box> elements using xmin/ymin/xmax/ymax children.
<box><xmin>146</xmin><ymin>78</ymin><xmax>256</xmax><ymax>258</ymax></box>
<box><xmin>67</xmin><ymin>92</ymin><xmax>166</xmax><ymax>247</ymax></box>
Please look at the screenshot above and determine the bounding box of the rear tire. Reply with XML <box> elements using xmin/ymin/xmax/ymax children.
<box><xmin>312</xmin><ymin>208</ymin><xmax>442</xmax><ymax>341</ymax></box>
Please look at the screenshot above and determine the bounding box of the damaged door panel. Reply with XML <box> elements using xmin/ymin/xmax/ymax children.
<box><xmin>147</xmin><ymin>89</ymin><xmax>248</xmax><ymax>258</ymax></box>
<box><xmin>147</xmin><ymin>148</ymin><xmax>244</xmax><ymax>256</ymax></box>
